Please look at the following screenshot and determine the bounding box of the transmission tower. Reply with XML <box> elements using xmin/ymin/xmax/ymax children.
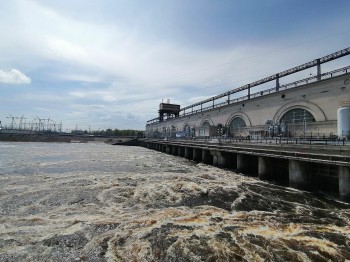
<box><xmin>6</xmin><ymin>114</ymin><xmax>20</xmax><ymax>129</ymax></box>
<box><xmin>19</xmin><ymin>115</ymin><xmax>26</xmax><ymax>130</ymax></box>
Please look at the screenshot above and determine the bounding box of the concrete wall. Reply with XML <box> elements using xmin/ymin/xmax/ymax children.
<box><xmin>146</xmin><ymin>74</ymin><xmax>350</xmax><ymax>138</ymax></box>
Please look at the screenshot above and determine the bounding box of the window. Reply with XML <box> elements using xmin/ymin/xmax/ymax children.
<box><xmin>280</xmin><ymin>109</ymin><xmax>315</xmax><ymax>124</ymax></box>
<box><xmin>202</xmin><ymin>121</ymin><xmax>211</xmax><ymax>128</ymax></box>
<box><xmin>229</xmin><ymin>117</ymin><xmax>246</xmax><ymax>129</ymax></box>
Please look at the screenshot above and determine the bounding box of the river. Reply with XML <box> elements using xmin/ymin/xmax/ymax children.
<box><xmin>0</xmin><ymin>142</ymin><xmax>349</xmax><ymax>261</ymax></box>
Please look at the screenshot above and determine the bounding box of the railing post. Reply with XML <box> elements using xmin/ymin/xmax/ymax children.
<box><xmin>248</xmin><ymin>84</ymin><xmax>251</xmax><ymax>99</ymax></box>
<box><xmin>317</xmin><ymin>59</ymin><xmax>321</xmax><ymax>81</ymax></box>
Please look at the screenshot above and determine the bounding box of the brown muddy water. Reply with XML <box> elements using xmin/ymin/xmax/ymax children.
<box><xmin>0</xmin><ymin>142</ymin><xmax>349</xmax><ymax>261</ymax></box>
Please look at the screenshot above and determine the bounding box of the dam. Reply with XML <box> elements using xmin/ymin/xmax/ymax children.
<box><xmin>146</xmin><ymin>47</ymin><xmax>350</xmax><ymax>139</ymax></box>
<box><xmin>143</xmin><ymin>48</ymin><xmax>350</xmax><ymax>201</ymax></box>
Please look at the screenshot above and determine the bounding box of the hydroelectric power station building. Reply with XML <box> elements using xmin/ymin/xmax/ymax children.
<box><xmin>146</xmin><ymin>48</ymin><xmax>350</xmax><ymax>140</ymax></box>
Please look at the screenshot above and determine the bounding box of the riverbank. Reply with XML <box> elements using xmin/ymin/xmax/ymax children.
<box><xmin>0</xmin><ymin>133</ymin><xmax>139</xmax><ymax>144</ymax></box>
<box><xmin>0</xmin><ymin>133</ymin><xmax>92</xmax><ymax>143</ymax></box>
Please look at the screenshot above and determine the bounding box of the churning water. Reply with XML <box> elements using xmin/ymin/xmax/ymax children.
<box><xmin>0</xmin><ymin>142</ymin><xmax>349</xmax><ymax>261</ymax></box>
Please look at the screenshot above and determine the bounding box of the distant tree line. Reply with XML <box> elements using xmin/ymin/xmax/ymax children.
<box><xmin>88</xmin><ymin>128</ymin><xmax>143</xmax><ymax>137</ymax></box>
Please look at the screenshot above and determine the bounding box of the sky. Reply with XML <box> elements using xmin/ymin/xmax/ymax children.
<box><xmin>0</xmin><ymin>0</ymin><xmax>350</xmax><ymax>132</ymax></box>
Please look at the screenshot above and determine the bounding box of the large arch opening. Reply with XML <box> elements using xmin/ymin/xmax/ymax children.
<box><xmin>229</xmin><ymin>117</ymin><xmax>246</xmax><ymax>137</ymax></box>
<box><xmin>184</xmin><ymin>124</ymin><xmax>191</xmax><ymax>136</ymax></box>
<box><xmin>198</xmin><ymin>121</ymin><xmax>211</xmax><ymax>137</ymax></box>
<box><xmin>273</xmin><ymin>101</ymin><xmax>326</xmax><ymax>123</ymax></box>
<box><xmin>280</xmin><ymin>108</ymin><xmax>316</xmax><ymax>137</ymax></box>
<box><xmin>280</xmin><ymin>108</ymin><xmax>316</xmax><ymax>124</ymax></box>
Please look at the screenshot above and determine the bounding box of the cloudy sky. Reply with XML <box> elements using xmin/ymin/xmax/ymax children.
<box><xmin>0</xmin><ymin>0</ymin><xmax>350</xmax><ymax>131</ymax></box>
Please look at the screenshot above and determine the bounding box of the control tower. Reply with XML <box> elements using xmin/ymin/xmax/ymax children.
<box><xmin>159</xmin><ymin>100</ymin><xmax>180</xmax><ymax>122</ymax></box>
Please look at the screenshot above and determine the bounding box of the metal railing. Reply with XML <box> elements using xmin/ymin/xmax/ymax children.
<box><xmin>147</xmin><ymin>65</ymin><xmax>350</xmax><ymax>125</ymax></box>
<box><xmin>151</xmin><ymin>135</ymin><xmax>348</xmax><ymax>147</ymax></box>
<box><xmin>147</xmin><ymin>47</ymin><xmax>350</xmax><ymax>125</ymax></box>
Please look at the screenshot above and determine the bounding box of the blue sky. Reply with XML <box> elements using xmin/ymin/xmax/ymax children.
<box><xmin>0</xmin><ymin>0</ymin><xmax>350</xmax><ymax>131</ymax></box>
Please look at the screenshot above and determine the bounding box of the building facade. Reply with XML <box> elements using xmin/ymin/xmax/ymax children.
<box><xmin>146</xmin><ymin>70</ymin><xmax>350</xmax><ymax>139</ymax></box>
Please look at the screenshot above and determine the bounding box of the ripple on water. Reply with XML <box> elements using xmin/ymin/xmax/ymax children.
<box><xmin>0</xmin><ymin>142</ymin><xmax>349</xmax><ymax>261</ymax></box>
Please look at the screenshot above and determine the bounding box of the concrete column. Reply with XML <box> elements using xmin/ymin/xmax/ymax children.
<box><xmin>166</xmin><ymin>145</ymin><xmax>172</xmax><ymax>154</ymax></box>
<box><xmin>185</xmin><ymin>147</ymin><xmax>193</xmax><ymax>159</ymax></box>
<box><xmin>228</xmin><ymin>153</ymin><xmax>237</xmax><ymax>170</ymax></box>
<box><xmin>172</xmin><ymin>146</ymin><xmax>178</xmax><ymax>155</ymax></box>
<box><xmin>209</xmin><ymin>151</ymin><xmax>227</xmax><ymax>167</ymax></box>
<box><xmin>193</xmin><ymin>148</ymin><xmax>202</xmax><ymax>162</ymax></box>
<box><xmin>258</xmin><ymin>156</ymin><xmax>273</xmax><ymax>180</ymax></box>
<box><xmin>339</xmin><ymin>166</ymin><xmax>350</xmax><ymax>201</ymax></box>
<box><xmin>217</xmin><ymin>152</ymin><xmax>228</xmax><ymax>167</ymax></box>
<box><xmin>210</xmin><ymin>151</ymin><xmax>219</xmax><ymax>166</ymax></box>
<box><xmin>237</xmin><ymin>154</ymin><xmax>248</xmax><ymax>173</ymax></box>
<box><xmin>236</xmin><ymin>154</ymin><xmax>258</xmax><ymax>175</ymax></box>
<box><xmin>202</xmin><ymin>150</ymin><xmax>212</xmax><ymax>164</ymax></box>
<box><xmin>289</xmin><ymin>160</ymin><xmax>309</xmax><ymax>190</ymax></box>
<box><xmin>178</xmin><ymin>147</ymin><xmax>185</xmax><ymax>157</ymax></box>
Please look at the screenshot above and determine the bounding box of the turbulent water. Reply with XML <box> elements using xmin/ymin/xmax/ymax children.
<box><xmin>0</xmin><ymin>142</ymin><xmax>349</xmax><ymax>261</ymax></box>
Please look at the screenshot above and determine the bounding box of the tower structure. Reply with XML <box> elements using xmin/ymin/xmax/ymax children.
<box><xmin>158</xmin><ymin>100</ymin><xmax>180</xmax><ymax>122</ymax></box>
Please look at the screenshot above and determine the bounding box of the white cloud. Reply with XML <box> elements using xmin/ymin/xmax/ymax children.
<box><xmin>45</xmin><ymin>37</ymin><xmax>87</xmax><ymax>63</ymax></box>
<box><xmin>0</xmin><ymin>69</ymin><xmax>31</xmax><ymax>84</ymax></box>
<box><xmin>1</xmin><ymin>1</ymin><xmax>349</xmax><ymax>130</ymax></box>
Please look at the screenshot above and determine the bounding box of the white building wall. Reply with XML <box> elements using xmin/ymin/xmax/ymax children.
<box><xmin>146</xmin><ymin>74</ymin><xmax>350</xmax><ymax>138</ymax></box>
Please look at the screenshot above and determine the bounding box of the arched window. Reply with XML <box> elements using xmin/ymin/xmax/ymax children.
<box><xmin>280</xmin><ymin>109</ymin><xmax>315</xmax><ymax>124</ymax></box>
<box><xmin>229</xmin><ymin>117</ymin><xmax>246</xmax><ymax>129</ymax></box>
<box><xmin>184</xmin><ymin>125</ymin><xmax>191</xmax><ymax>135</ymax></box>
<box><xmin>201</xmin><ymin>121</ymin><xmax>211</xmax><ymax>128</ymax></box>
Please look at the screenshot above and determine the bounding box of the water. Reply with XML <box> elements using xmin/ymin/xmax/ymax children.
<box><xmin>0</xmin><ymin>142</ymin><xmax>349</xmax><ymax>261</ymax></box>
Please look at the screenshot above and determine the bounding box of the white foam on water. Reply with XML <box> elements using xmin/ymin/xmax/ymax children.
<box><xmin>0</xmin><ymin>142</ymin><xmax>349</xmax><ymax>261</ymax></box>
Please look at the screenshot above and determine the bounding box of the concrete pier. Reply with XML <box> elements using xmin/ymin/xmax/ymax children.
<box><xmin>237</xmin><ymin>154</ymin><xmax>248</xmax><ymax>173</ymax></box>
<box><xmin>210</xmin><ymin>151</ymin><xmax>228</xmax><ymax>167</ymax></box>
<box><xmin>185</xmin><ymin>147</ymin><xmax>193</xmax><ymax>159</ymax></box>
<box><xmin>178</xmin><ymin>147</ymin><xmax>185</xmax><ymax>157</ymax></box>
<box><xmin>339</xmin><ymin>166</ymin><xmax>350</xmax><ymax>201</ymax></box>
<box><xmin>210</xmin><ymin>151</ymin><xmax>219</xmax><ymax>166</ymax></box>
<box><xmin>289</xmin><ymin>160</ymin><xmax>309</xmax><ymax>190</ymax></box>
<box><xmin>172</xmin><ymin>145</ymin><xmax>178</xmax><ymax>155</ymax></box>
<box><xmin>202</xmin><ymin>149</ymin><xmax>212</xmax><ymax>164</ymax></box>
<box><xmin>141</xmin><ymin>139</ymin><xmax>350</xmax><ymax>202</ymax></box>
<box><xmin>193</xmin><ymin>148</ymin><xmax>202</xmax><ymax>162</ymax></box>
<box><xmin>258</xmin><ymin>156</ymin><xmax>273</xmax><ymax>180</ymax></box>
<box><xmin>237</xmin><ymin>154</ymin><xmax>258</xmax><ymax>175</ymax></box>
